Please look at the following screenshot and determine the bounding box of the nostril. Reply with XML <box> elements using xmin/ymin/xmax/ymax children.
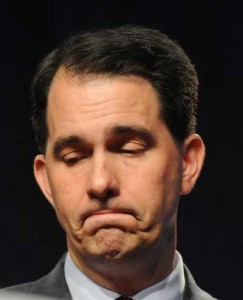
<box><xmin>88</xmin><ymin>188</ymin><xmax>118</xmax><ymax>201</ymax></box>
<box><xmin>106</xmin><ymin>189</ymin><xmax>116</xmax><ymax>199</ymax></box>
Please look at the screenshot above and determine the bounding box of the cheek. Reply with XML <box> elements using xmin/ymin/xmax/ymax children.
<box><xmin>47</xmin><ymin>169</ymin><xmax>87</xmax><ymax>226</ymax></box>
<box><xmin>48</xmin><ymin>166</ymin><xmax>86</xmax><ymax>201</ymax></box>
<box><xmin>124</xmin><ymin>158</ymin><xmax>182</xmax><ymax>224</ymax></box>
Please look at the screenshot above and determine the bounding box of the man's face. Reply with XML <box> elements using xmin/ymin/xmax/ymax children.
<box><xmin>34</xmin><ymin>71</ymin><xmax>200</xmax><ymax>266</ymax></box>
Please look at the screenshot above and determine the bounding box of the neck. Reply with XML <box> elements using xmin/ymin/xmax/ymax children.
<box><xmin>68</xmin><ymin>238</ymin><xmax>176</xmax><ymax>296</ymax></box>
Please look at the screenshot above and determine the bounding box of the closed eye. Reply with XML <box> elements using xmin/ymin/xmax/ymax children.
<box><xmin>61</xmin><ymin>151</ymin><xmax>90</xmax><ymax>166</ymax></box>
<box><xmin>63</xmin><ymin>156</ymin><xmax>81</xmax><ymax>165</ymax></box>
<box><xmin>118</xmin><ymin>149</ymin><xmax>145</xmax><ymax>157</ymax></box>
<box><xmin>116</xmin><ymin>141</ymin><xmax>147</xmax><ymax>156</ymax></box>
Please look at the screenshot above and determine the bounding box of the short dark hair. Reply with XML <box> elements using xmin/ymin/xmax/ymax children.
<box><xmin>31</xmin><ymin>25</ymin><xmax>198</xmax><ymax>153</ymax></box>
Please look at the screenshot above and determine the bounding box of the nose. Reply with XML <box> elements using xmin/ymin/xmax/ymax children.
<box><xmin>87</xmin><ymin>152</ymin><xmax>119</xmax><ymax>201</ymax></box>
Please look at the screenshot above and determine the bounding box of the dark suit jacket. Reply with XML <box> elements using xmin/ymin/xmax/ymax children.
<box><xmin>3</xmin><ymin>254</ymin><xmax>217</xmax><ymax>300</ymax></box>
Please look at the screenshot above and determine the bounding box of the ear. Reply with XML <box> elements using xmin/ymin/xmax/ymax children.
<box><xmin>181</xmin><ymin>134</ymin><xmax>205</xmax><ymax>195</ymax></box>
<box><xmin>34</xmin><ymin>154</ymin><xmax>55</xmax><ymax>208</ymax></box>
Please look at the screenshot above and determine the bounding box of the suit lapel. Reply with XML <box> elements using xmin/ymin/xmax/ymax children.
<box><xmin>34</xmin><ymin>253</ymin><xmax>72</xmax><ymax>299</ymax></box>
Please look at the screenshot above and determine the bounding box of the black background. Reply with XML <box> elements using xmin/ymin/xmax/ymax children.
<box><xmin>0</xmin><ymin>1</ymin><xmax>242</xmax><ymax>299</ymax></box>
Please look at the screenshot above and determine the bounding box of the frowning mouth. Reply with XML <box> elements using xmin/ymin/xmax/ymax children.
<box><xmin>81</xmin><ymin>208</ymin><xmax>138</xmax><ymax>234</ymax></box>
<box><xmin>84</xmin><ymin>209</ymin><xmax>132</xmax><ymax>219</ymax></box>
<box><xmin>82</xmin><ymin>208</ymin><xmax>136</xmax><ymax>224</ymax></box>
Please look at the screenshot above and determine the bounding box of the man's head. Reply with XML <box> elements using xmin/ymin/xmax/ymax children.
<box><xmin>31</xmin><ymin>25</ymin><xmax>198</xmax><ymax>154</ymax></box>
<box><xmin>32</xmin><ymin>25</ymin><xmax>205</xmax><ymax>291</ymax></box>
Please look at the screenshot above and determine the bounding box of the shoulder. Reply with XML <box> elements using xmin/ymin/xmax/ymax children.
<box><xmin>2</xmin><ymin>254</ymin><xmax>71</xmax><ymax>300</ymax></box>
<box><xmin>183</xmin><ymin>265</ymin><xmax>219</xmax><ymax>300</ymax></box>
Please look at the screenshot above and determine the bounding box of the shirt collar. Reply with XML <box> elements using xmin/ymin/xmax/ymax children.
<box><xmin>64</xmin><ymin>251</ymin><xmax>185</xmax><ymax>300</ymax></box>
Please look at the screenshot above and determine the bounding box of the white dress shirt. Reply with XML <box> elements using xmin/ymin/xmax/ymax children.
<box><xmin>64</xmin><ymin>251</ymin><xmax>185</xmax><ymax>300</ymax></box>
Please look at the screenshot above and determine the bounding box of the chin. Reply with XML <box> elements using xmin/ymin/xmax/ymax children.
<box><xmin>83</xmin><ymin>228</ymin><xmax>140</xmax><ymax>261</ymax></box>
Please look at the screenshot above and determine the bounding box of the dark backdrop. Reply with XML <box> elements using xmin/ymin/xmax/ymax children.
<box><xmin>0</xmin><ymin>1</ymin><xmax>242</xmax><ymax>299</ymax></box>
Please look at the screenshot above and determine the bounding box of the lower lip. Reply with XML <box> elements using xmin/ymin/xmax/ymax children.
<box><xmin>87</xmin><ymin>212</ymin><xmax>128</xmax><ymax>221</ymax></box>
<box><xmin>83</xmin><ymin>212</ymin><xmax>135</xmax><ymax>233</ymax></box>
<box><xmin>92</xmin><ymin>211</ymin><xmax>125</xmax><ymax>216</ymax></box>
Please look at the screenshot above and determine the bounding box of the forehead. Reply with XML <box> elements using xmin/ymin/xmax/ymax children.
<box><xmin>47</xmin><ymin>70</ymin><xmax>161</xmax><ymax>139</ymax></box>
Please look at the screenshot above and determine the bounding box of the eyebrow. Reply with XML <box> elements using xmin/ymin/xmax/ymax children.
<box><xmin>52</xmin><ymin>125</ymin><xmax>155</xmax><ymax>157</ymax></box>
<box><xmin>52</xmin><ymin>136</ymin><xmax>86</xmax><ymax>157</ymax></box>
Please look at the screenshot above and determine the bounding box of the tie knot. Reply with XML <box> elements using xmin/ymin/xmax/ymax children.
<box><xmin>115</xmin><ymin>297</ymin><xmax>134</xmax><ymax>300</ymax></box>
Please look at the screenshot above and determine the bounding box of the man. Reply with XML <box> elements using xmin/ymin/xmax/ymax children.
<box><xmin>4</xmin><ymin>25</ymin><xmax>217</xmax><ymax>299</ymax></box>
